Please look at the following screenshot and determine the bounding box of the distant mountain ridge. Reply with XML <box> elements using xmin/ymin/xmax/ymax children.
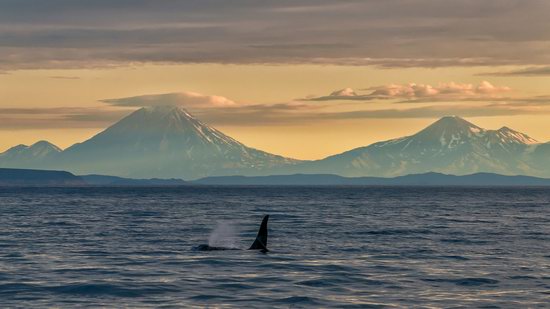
<box><xmin>0</xmin><ymin>110</ymin><xmax>549</xmax><ymax>179</ymax></box>
<box><xmin>81</xmin><ymin>174</ymin><xmax>187</xmax><ymax>186</ymax></box>
<box><xmin>0</xmin><ymin>168</ymin><xmax>85</xmax><ymax>186</ymax></box>
<box><xmin>194</xmin><ymin>172</ymin><xmax>550</xmax><ymax>186</ymax></box>
<box><xmin>3</xmin><ymin>167</ymin><xmax>550</xmax><ymax>187</ymax></box>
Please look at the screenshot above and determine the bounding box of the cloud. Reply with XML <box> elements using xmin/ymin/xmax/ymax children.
<box><xmin>101</xmin><ymin>92</ymin><xmax>236</xmax><ymax>108</ymax></box>
<box><xmin>304</xmin><ymin>87</ymin><xmax>380</xmax><ymax>101</ymax></box>
<box><xmin>0</xmin><ymin>107</ymin><xmax>129</xmax><ymax>130</ymax></box>
<box><xmin>2</xmin><ymin>92</ymin><xmax>550</xmax><ymax>130</ymax></box>
<box><xmin>99</xmin><ymin>89</ymin><xmax>550</xmax><ymax>126</ymax></box>
<box><xmin>127</xmin><ymin>90</ymin><xmax>548</xmax><ymax>125</ymax></box>
<box><xmin>194</xmin><ymin>101</ymin><xmax>550</xmax><ymax>126</ymax></box>
<box><xmin>373</xmin><ymin>81</ymin><xmax>512</xmax><ymax>100</ymax></box>
<box><xmin>1</xmin><ymin>1</ymin><xmax>550</xmax><ymax>70</ymax></box>
<box><xmin>479</xmin><ymin>66</ymin><xmax>550</xmax><ymax>76</ymax></box>
<box><xmin>306</xmin><ymin>81</ymin><xmax>512</xmax><ymax>102</ymax></box>
<box><xmin>49</xmin><ymin>75</ymin><xmax>80</xmax><ymax>80</ymax></box>
<box><xmin>320</xmin><ymin>104</ymin><xmax>545</xmax><ymax>120</ymax></box>
<box><xmin>102</xmin><ymin>91</ymin><xmax>323</xmax><ymax>126</ymax></box>
<box><xmin>486</xmin><ymin>96</ymin><xmax>550</xmax><ymax>107</ymax></box>
<box><xmin>329</xmin><ymin>88</ymin><xmax>357</xmax><ymax>97</ymax></box>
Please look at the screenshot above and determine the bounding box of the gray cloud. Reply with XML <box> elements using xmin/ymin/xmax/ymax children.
<box><xmin>1</xmin><ymin>0</ymin><xmax>549</xmax><ymax>70</ymax></box>
<box><xmin>479</xmin><ymin>66</ymin><xmax>550</xmax><ymax>76</ymax></box>
<box><xmin>5</xmin><ymin>101</ymin><xmax>547</xmax><ymax>129</ymax></box>
<box><xmin>3</xmin><ymin>87</ymin><xmax>550</xmax><ymax>131</ymax></box>
<box><xmin>0</xmin><ymin>107</ymin><xmax>129</xmax><ymax>130</ymax></box>
<box><xmin>489</xmin><ymin>96</ymin><xmax>550</xmax><ymax>107</ymax></box>
<box><xmin>168</xmin><ymin>101</ymin><xmax>549</xmax><ymax>128</ymax></box>
<box><xmin>101</xmin><ymin>90</ymin><xmax>550</xmax><ymax>126</ymax></box>
<box><xmin>49</xmin><ymin>75</ymin><xmax>80</xmax><ymax>80</ymax></box>
<box><xmin>102</xmin><ymin>92</ymin><xmax>325</xmax><ymax>126</ymax></box>
<box><xmin>321</xmin><ymin>105</ymin><xmax>545</xmax><ymax>120</ymax></box>
<box><xmin>118</xmin><ymin>92</ymin><xmax>550</xmax><ymax>125</ymax></box>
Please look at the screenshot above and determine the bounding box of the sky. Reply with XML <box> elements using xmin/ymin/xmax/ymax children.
<box><xmin>1</xmin><ymin>0</ymin><xmax>549</xmax><ymax>160</ymax></box>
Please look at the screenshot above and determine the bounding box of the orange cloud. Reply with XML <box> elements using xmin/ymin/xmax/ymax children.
<box><xmin>306</xmin><ymin>81</ymin><xmax>512</xmax><ymax>102</ymax></box>
<box><xmin>371</xmin><ymin>81</ymin><xmax>511</xmax><ymax>98</ymax></box>
<box><xmin>101</xmin><ymin>92</ymin><xmax>236</xmax><ymax>108</ymax></box>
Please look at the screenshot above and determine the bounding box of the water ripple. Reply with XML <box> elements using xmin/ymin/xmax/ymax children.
<box><xmin>0</xmin><ymin>186</ymin><xmax>548</xmax><ymax>307</ymax></box>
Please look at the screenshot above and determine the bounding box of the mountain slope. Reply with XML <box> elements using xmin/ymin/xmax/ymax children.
<box><xmin>53</xmin><ymin>106</ymin><xmax>298</xmax><ymax>179</ymax></box>
<box><xmin>298</xmin><ymin>116</ymin><xmax>543</xmax><ymax>177</ymax></box>
<box><xmin>529</xmin><ymin>142</ymin><xmax>550</xmax><ymax>174</ymax></box>
<box><xmin>0</xmin><ymin>141</ymin><xmax>61</xmax><ymax>168</ymax></box>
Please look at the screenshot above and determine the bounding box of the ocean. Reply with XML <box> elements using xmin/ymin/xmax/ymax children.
<box><xmin>0</xmin><ymin>186</ymin><xmax>549</xmax><ymax>308</ymax></box>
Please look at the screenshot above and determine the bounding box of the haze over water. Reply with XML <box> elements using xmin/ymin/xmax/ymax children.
<box><xmin>0</xmin><ymin>186</ymin><xmax>549</xmax><ymax>308</ymax></box>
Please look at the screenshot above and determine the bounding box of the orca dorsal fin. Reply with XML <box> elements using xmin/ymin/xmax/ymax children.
<box><xmin>249</xmin><ymin>215</ymin><xmax>269</xmax><ymax>251</ymax></box>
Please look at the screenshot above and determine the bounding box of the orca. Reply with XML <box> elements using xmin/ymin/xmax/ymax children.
<box><xmin>194</xmin><ymin>215</ymin><xmax>269</xmax><ymax>252</ymax></box>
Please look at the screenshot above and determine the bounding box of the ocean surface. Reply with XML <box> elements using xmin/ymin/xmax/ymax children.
<box><xmin>0</xmin><ymin>186</ymin><xmax>549</xmax><ymax>308</ymax></box>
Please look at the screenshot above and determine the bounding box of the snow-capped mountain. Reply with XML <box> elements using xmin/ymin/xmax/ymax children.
<box><xmin>1</xmin><ymin>113</ymin><xmax>548</xmax><ymax>179</ymax></box>
<box><xmin>297</xmin><ymin>116</ymin><xmax>547</xmax><ymax>177</ymax></box>
<box><xmin>0</xmin><ymin>141</ymin><xmax>61</xmax><ymax>168</ymax></box>
<box><xmin>51</xmin><ymin>106</ymin><xmax>299</xmax><ymax>179</ymax></box>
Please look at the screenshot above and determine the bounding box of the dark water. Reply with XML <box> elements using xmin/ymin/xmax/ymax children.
<box><xmin>0</xmin><ymin>186</ymin><xmax>549</xmax><ymax>308</ymax></box>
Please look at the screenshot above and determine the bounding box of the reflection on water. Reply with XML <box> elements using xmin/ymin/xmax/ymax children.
<box><xmin>0</xmin><ymin>186</ymin><xmax>549</xmax><ymax>307</ymax></box>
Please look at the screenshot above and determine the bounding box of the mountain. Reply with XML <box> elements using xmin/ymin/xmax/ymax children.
<box><xmin>0</xmin><ymin>168</ymin><xmax>85</xmax><ymax>186</ymax></box>
<box><xmin>194</xmin><ymin>172</ymin><xmax>550</xmax><ymax>186</ymax></box>
<box><xmin>0</xmin><ymin>141</ymin><xmax>61</xmax><ymax>168</ymax></box>
<box><xmin>295</xmin><ymin>116</ymin><xmax>546</xmax><ymax>177</ymax></box>
<box><xmin>51</xmin><ymin>106</ymin><xmax>298</xmax><ymax>179</ymax></box>
<box><xmin>1</xmin><ymin>113</ymin><xmax>548</xmax><ymax>179</ymax></box>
